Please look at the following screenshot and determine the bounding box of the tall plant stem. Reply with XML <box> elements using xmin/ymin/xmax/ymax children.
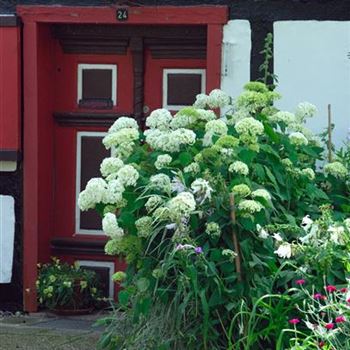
<box><xmin>229</xmin><ymin>193</ymin><xmax>242</xmax><ymax>282</ymax></box>
<box><xmin>328</xmin><ymin>104</ymin><xmax>333</xmax><ymax>162</ymax></box>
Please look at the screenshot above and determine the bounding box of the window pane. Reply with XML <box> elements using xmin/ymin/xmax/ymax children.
<box><xmin>167</xmin><ymin>73</ymin><xmax>202</xmax><ymax>106</ymax></box>
<box><xmin>82</xmin><ymin>69</ymin><xmax>112</xmax><ymax>100</ymax></box>
<box><xmin>79</xmin><ymin>135</ymin><xmax>109</xmax><ymax>231</ymax></box>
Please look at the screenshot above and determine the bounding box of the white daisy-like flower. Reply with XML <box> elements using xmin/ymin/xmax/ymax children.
<box><xmin>274</xmin><ymin>242</ymin><xmax>293</xmax><ymax>259</ymax></box>
<box><xmin>191</xmin><ymin>178</ymin><xmax>214</xmax><ymax>204</ymax></box>
<box><xmin>102</xmin><ymin>213</ymin><xmax>124</xmax><ymax>239</ymax></box>
<box><xmin>256</xmin><ymin>224</ymin><xmax>269</xmax><ymax>239</ymax></box>
<box><xmin>229</xmin><ymin>161</ymin><xmax>249</xmax><ymax>176</ymax></box>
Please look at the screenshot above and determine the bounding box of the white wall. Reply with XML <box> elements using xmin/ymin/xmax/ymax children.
<box><xmin>221</xmin><ymin>20</ymin><xmax>251</xmax><ymax>100</ymax></box>
<box><xmin>0</xmin><ymin>195</ymin><xmax>15</xmax><ymax>283</ymax></box>
<box><xmin>274</xmin><ymin>21</ymin><xmax>350</xmax><ymax>149</ymax></box>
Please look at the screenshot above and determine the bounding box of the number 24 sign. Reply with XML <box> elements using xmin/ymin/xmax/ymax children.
<box><xmin>117</xmin><ymin>8</ymin><xmax>128</xmax><ymax>21</ymax></box>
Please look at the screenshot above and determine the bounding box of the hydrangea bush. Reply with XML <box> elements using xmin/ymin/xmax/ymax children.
<box><xmin>79</xmin><ymin>82</ymin><xmax>349</xmax><ymax>349</ymax></box>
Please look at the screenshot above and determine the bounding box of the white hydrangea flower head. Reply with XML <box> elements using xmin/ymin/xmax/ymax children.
<box><xmin>289</xmin><ymin>132</ymin><xmax>308</xmax><ymax>146</ymax></box>
<box><xmin>145</xmin><ymin>195</ymin><xmax>164</xmax><ymax>213</ymax></box>
<box><xmin>344</xmin><ymin>218</ymin><xmax>350</xmax><ymax>230</ymax></box>
<box><xmin>117</xmin><ymin>165</ymin><xmax>139</xmax><ymax>187</ymax></box>
<box><xmin>235</xmin><ymin>90</ymin><xmax>269</xmax><ymax>113</ymax></box>
<box><xmin>146</xmin><ymin>109</ymin><xmax>172</xmax><ymax>131</ymax></box>
<box><xmin>102</xmin><ymin>213</ymin><xmax>124</xmax><ymax>239</ymax></box>
<box><xmin>328</xmin><ymin>225</ymin><xmax>345</xmax><ymax>244</ymax></box>
<box><xmin>232</xmin><ymin>184</ymin><xmax>251</xmax><ymax>197</ymax></box>
<box><xmin>100</xmin><ymin>157</ymin><xmax>124</xmax><ymax>178</ymax></box>
<box><xmin>135</xmin><ymin>216</ymin><xmax>153</xmax><ymax>238</ymax></box>
<box><xmin>324</xmin><ymin>161</ymin><xmax>348</xmax><ymax>179</ymax></box>
<box><xmin>301</xmin><ymin>168</ymin><xmax>315</xmax><ymax>181</ymax></box>
<box><xmin>295</xmin><ymin>102</ymin><xmax>317</xmax><ymax>122</ymax></box>
<box><xmin>229</xmin><ymin>161</ymin><xmax>249</xmax><ymax>176</ymax></box>
<box><xmin>235</xmin><ymin>117</ymin><xmax>264</xmax><ymax>136</ymax></box>
<box><xmin>104</xmin><ymin>179</ymin><xmax>125</xmax><ymax>205</ymax></box>
<box><xmin>197</xmin><ymin>109</ymin><xmax>217</xmax><ymax>122</ymax></box>
<box><xmin>103</xmin><ymin>128</ymin><xmax>139</xmax><ymax>149</ymax></box>
<box><xmin>208</xmin><ymin>89</ymin><xmax>231</xmax><ymax>108</ymax></box>
<box><xmin>222</xmin><ymin>249</ymin><xmax>237</xmax><ymax>262</ymax></box>
<box><xmin>167</xmin><ymin>192</ymin><xmax>196</xmax><ymax>219</ymax></box>
<box><xmin>78</xmin><ymin>178</ymin><xmax>108</xmax><ymax>211</ymax></box>
<box><xmin>269</xmin><ymin>111</ymin><xmax>296</xmax><ymax>125</ymax></box>
<box><xmin>238</xmin><ymin>199</ymin><xmax>264</xmax><ymax>214</ymax></box>
<box><xmin>205</xmin><ymin>222</ymin><xmax>221</xmax><ymax>237</ymax></box>
<box><xmin>170</xmin><ymin>114</ymin><xmax>193</xmax><ymax>129</ymax></box>
<box><xmin>108</xmin><ymin>117</ymin><xmax>138</xmax><ymax>133</ymax></box>
<box><xmin>149</xmin><ymin>173</ymin><xmax>171</xmax><ymax>192</ymax></box>
<box><xmin>274</xmin><ymin>242</ymin><xmax>293</xmax><ymax>259</ymax></box>
<box><xmin>251</xmin><ymin>189</ymin><xmax>271</xmax><ymax>201</ymax></box>
<box><xmin>281</xmin><ymin>158</ymin><xmax>293</xmax><ymax>168</ymax></box>
<box><xmin>205</xmin><ymin>119</ymin><xmax>228</xmax><ymax>136</ymax></box>
<box><xmin>256</xmin><ymin>224</ymin><xmax>269</xmax><ymax>239</ymax></box>
<box><xmin>171</xmin><ymin>128</ymin><xmax>196</xmax><ymax>147</ymax></box>
<box><xmin>184</xmin><ymin>162</ymin><xmax>200</xmax><ymax>174</ymax></box>
<box><xmin>193</xmin><ymin>93</ymin><xmax>209</xmax><ymax>108</ymax></box>
<box><xmin>155</xmin><ymin>154</ymin><xmax>172</xmax><ymax>170</ymax></box>
<box><xmin>191</xmin><ymin>178</ymin><xmax>214</xmax><ymax>204</ymax></box>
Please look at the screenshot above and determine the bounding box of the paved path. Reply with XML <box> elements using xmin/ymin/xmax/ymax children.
<box><xmin>0</xmin><ymin>312</ymin><xmax>106</xmax><ymax>350</ymax></box>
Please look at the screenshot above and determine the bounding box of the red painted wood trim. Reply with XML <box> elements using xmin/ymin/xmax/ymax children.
<box><xmin>206</xmin><ymin>24</ymin><xmax>223</xmax><ymax>93</ymax></box>
<box><xmin>17</xmin><ymin>6</ymin><xmax>228</xmax><ymax>25</ymax></box>
<box><xmin>23</xmin><ymin>21</ymin><xmax>39</xmax><ymax>312</ymax></box>
<box><xmin>0</xmin><ymin>26</ymin><xmax>21</xmax><ymax>152</ymax></box>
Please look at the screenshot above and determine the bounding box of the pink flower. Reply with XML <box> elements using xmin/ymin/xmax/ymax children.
<box><xmin>325</xmin><ymin>323</ymin><xmax>334</xmax><ymax>330</ymax></box>
<box><xmin>289</xmin><ymin>318</ymin><xmax>300</xmax><ymax>325</ymax></box>
<box><xmin>314</xmin><ymin>293</ymin><xmax>325</xmax><ymax>300</ymax></box>
<box><xmin>325</xmin><ymin>285</ymin><xmax>337</xmax><ymax>293</ymax></box>
<box><xmin>340</xmin><ymin>288</ymin><xmax>348</xmax><ymax>293</ymax></box>
<box><xmin>335</xmin><ymin>315</ymin><xmax>346</xmax><ymax>323</ymax></box>
<box><xmin>347</xmin><ymin>298</ymin><xmax>350</xmax><ymax>304</ymax></box>
<box><xmin>296</xmin><ymin>279</ymin><xmax>305</xmax><ymax>286</ymax></box>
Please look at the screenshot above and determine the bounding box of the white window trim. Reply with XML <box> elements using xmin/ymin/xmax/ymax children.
<box><xmin>162</xmin><ymin>68</ymin><xmax>206</xmax><ymax>110</ymax></box>
<box><xmin>75</xmin><ymin>131</ymin><xmax>110</xmax><ymax>236</ymax></box>
<box><xmin>77</xmin><ymin>64</ymin><xmax>117</xmax><ymax>105</ymax></box>
<box><xmin>76</xmin><ymin>260</ymin><xmax>115</xmax><ymax>299</ymax></box>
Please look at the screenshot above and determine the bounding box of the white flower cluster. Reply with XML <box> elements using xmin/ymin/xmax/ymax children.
<box><xmin>205</xmin><ymin>119</ymin><xmax>228</xmax><ymax>136</ymax></box>
<box><xmin>135</xmin><ymin>216</ymin><xmax>153</xmax><ymax>238</ymax></box>
<box><xmin>295</xmin><ymin>102</ymin><xmax>317</xmax><ymax>122</ymax></box>
<box><xmin>149</xmin><ymin>174</ymin><xmax>171</xmax><ymax>192</ymax></box>
<box><xmin>105</xmin><ymin>179</ymin><xmax>125</xmax><ymax>204</ymax></box>
<box><xmin>78</xmin><ymin>178</ymin><xmax>108</xmax><ymax>211</ymax></box>
<box><xmin>167</xmin><ymin>192</ymin><xmax>196</xmax><ymax>220</ymax></box>
<box><xmin>144</xmin><ymin>128</ymin><xmax>196</xmax><ymax>153</ymax></box>
<box><xmin>100</xmin><ymin>157</ymin><xmax>124</xmax><ymax>178</ymax></box>
<box><xmin>301</xmin><ymin>168</ymin><xmax>315</xmax><ymax>181</ymax></box>
<box><xmin>109</xmin><ymin>116</ymin><xmax>139</xmax><ymax>133</ymax></box>
<box><xmin>229</xmin><ymin>161</ymin><xmax>249</xmax><ymax>176</ymax></box>
<box><xmin>324</xmin><ymin>161</ymin><xmax>348</xmax><ymax>179</ymax></box>
<box><xmin>222</xmin><ymin>249</ymin><xmax>237</xmax><ymax>262</ymax></box>
<box><xmin>238</xmin><ymin>199</ymin><xmax>264</xmax><ymax>215</ymax></box>
<box><xmin>193</xmin><ymin>93</ymin><xmax>209</xmax><ymax>109</ymax></box>
<box><xmin>117</xmin><ymin>165</ymin><xmax>139</xmax><ymax>187</ymax></box>
<box><xmin>251</xmin><ymin>189</ymin><xmax>271</xmax><ymax>201</ymax></box>
<box><xmin>205</xmin><ymin>222</ymin><xmax>221</xmax><ymax>238</ymax></box>
<box><xmin>232</xmin><ymin>184</ymin><xmax>251</xmax><ymax>197</ymax></box>
<box><xmin>269</xmin><ymin>111</ymin><xmax>295</xmax><ymax>125</ymax></box>
<box><xmin>146</xmin><ymin>109</ymin><xmax>172</xmax><ymax>131</ymax></box>
<box><xmin>274</xmin><ymin>242</ymin><xmax>293</xmax><ymax>259</ymax></box>
<box><xmin>208</xmin><ymin>89</ymin><xmax>231</xmax><ymax>108</ymax></box>
<box><xmin>145</xmin><ymin>195</ymin><xmax>164</xmax><ymax>213</ymax></box>
<box><xmin>155</xmin><ymin>154</ymin><xmax>172</xmax><ymax>170</ymax></box>
<box><xmin>235</xmin><ymin>117</ymin><xmax>264</xmax><ymax>136</ymax></box>
<box><xmin>256</xmin><ymin>224</ymin><xmax>269</xmax><ymax>239</ymax></box>
<box><xmin>103</xmin><ymin>128</ymin><xmax>139</xmax><ymax>149</ymax></box>
<box><xmin>184</xmin><ymin>162</ymin><xmax>200</xmax><ymax>174</ymax></box>
<box><xmin>102</xmin><ymin>213</ymin><xmax>124</xmax><ymax>239</ymax></box>
<box><xmin>191</xmin><ymin>178</ymin><xmax>214</xmax><ymax>204</ymax></box>
<box><xmin>288</xmin><ymin>132</ymin><xmax>308</xmax><ymax>146</ymax></box>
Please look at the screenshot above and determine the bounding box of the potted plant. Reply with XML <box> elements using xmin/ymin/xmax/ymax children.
<box><xmin>36</xmin><ymin>257</ymin><xmax>101</xmax><ymax>315</ymax></box>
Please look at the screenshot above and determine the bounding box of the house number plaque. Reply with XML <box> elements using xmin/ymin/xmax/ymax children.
<box><xmin>117</xmin><ymin>8</ymin><xmax>128</xmax><ymax>21</ymax></box>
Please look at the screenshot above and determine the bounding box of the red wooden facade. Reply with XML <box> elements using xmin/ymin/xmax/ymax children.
<box><xmin>12</xmin><ymin>5</ymin><xmax>228</xmax><ymax>311</ymax></box>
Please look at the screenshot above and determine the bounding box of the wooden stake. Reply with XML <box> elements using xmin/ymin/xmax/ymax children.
<box><xmin>328</xmin><ymin>104</ymin><xmax>333</xmax><ymax>163</ymax></box>
<box><xmin>229</xmin><ymin>193</ymin><xmax>242</xmax><ymax>282</ymax></box>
